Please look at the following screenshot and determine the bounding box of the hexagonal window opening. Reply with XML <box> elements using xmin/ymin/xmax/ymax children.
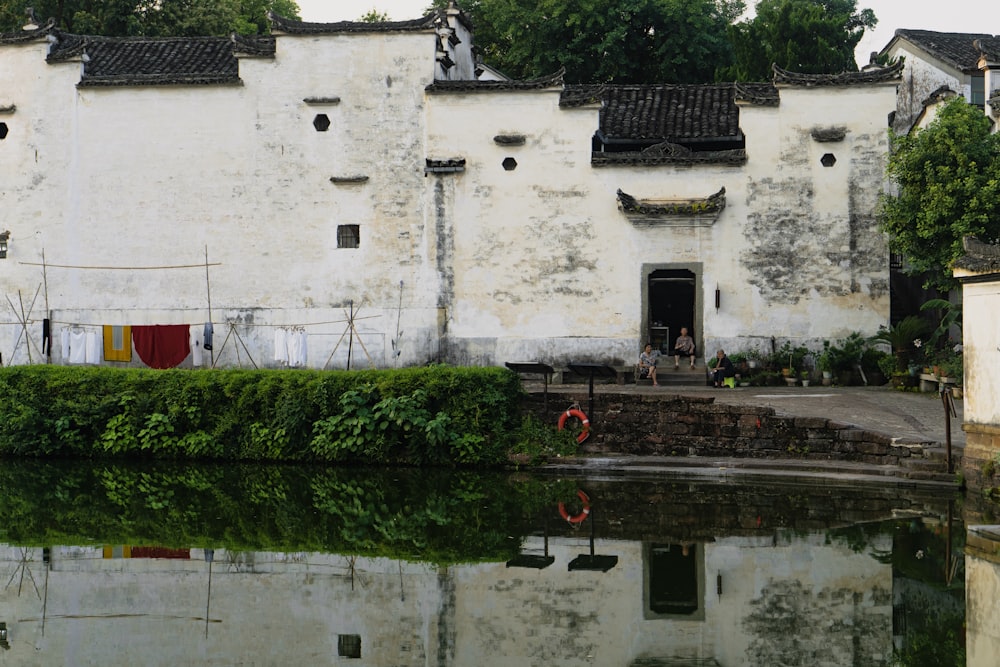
<box><xmin>0</xmin><ymin>122</ymin><xmax>8</xmax><ymax>140</ymax></box>
<box><xmin>820</xmin><ymin>153</ymin><xmax>836</xmax><ymax>167</ymax></box>
<box><xmin>502</xmin><ymin>157</ymin><xmax>517</xmax><ymax>171</ymax></box>
<box><xmin>313</xmin><ymin>114</ymin><xmax>331</xmax><ymax>132</ymax></box>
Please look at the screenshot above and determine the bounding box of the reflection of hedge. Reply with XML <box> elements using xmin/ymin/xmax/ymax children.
<box><xmin>0</xmin><ymin>365</ymin><xmax>523</xmax><ymax>464</ymax></box>
<box><xmin>0</xmin><ymin>461</ymin><xmax>574</xmax><ymax>564</ymax></box>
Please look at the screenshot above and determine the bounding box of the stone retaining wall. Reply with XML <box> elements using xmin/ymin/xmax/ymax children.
<box><xmin>525</xmin><ymin>391</ymin><xmax>922</xmax><ymax>466</ymax></box>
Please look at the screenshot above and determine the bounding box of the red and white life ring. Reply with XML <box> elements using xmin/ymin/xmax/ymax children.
<box><xmin>557</xmin><ymin>408</ymin><xmax>591</xmax><ymax>444</ymax></box>
<box><xmin>558</xmin><ymin>489</ymin><xmax>591</xmax><ymax>524</ymax></box>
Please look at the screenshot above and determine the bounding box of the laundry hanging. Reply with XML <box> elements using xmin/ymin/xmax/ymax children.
<box><xmin>189</xmin><ymin>324</ymin><xmax>203</xmax><ymax>367</ymax></box>
<box><xmin>132</xmin><ymin>324</ymin><xmax>191</xmax><ymax>369</ymax></box>
<box><xmin>274</xmin><ymin>326</ymin><xmax>307</xmax><ymax>367</ymax></box>
<box><xmin>63</xmin><ymin>328</ymin><xmax>87</xmax><ymax>364</ymax></box>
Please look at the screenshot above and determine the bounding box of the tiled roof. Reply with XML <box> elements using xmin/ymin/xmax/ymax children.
<box><xmin>426</xmin><ymin>68</ymin><xmax>564</xmax><ymax>93</ymax></box>
<box><xmin>892</xmin><ymin>29</ymin><xmax>994</xmax><ymax>70</ymax></box>
<box><xmin>593</xmin><ymin>148</ymin><xmax>747</xmax><ymax>167</ymax></box>
<box><xmin>560</xmin><ymin>84</ymin><xmax>605</xmax><ymax>107</ymax></box>
<box><xmin>0</xmin><ymin>18</ymin><xmax>55</xmax><ymax>44</ymax></box>
<box><xmin>599</xmin><ymin>84</ymin><xmax>742</xmax><ymax>142</ymax></box>
<box><xmin>46</xmin><ymin>34</ymin><xmax>274</xmax><ymax>87</ymax></box>
<box><xmin>269</xmin><ymin>12</ymin><xmax>439</xmax><ymax>34</ymax></box>
<box><xmin>772</xmin><ymin>60</ymin><xmax>903</xmax><ymax>86</ymax></box>
<box><xmin>974</xmin><ymin>37</ymin><xmax>1000</xmax><ymax>62</ymax></box>
<box><xmin>955</xmin><ymin>236</ymin><xmax>1000</xmax><ymax>274</ymax></box>
<box><xmin>734</xmin><ymin>82</ymin><xmax>780</xmax><ymax>106</ymax></box>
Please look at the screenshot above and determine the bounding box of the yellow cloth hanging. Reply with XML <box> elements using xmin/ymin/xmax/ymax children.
<box><xmin>102</xmin><ymin>325</ymin><xmax>132</xmax><ymax>362</ymax></box>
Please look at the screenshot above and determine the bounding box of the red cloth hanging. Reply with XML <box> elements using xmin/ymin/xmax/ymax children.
<box><xmin>131</xmin><ymin>325</ymin><xmax>191</xmax><ymax>369</ymax></box>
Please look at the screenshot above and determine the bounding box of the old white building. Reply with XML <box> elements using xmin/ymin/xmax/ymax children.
<box><xmin>880</xmin><ymin>29</ymin><xmax>1000</xmax><ymax>133</ymax></box>
<box><xmin>0</xmin><ymin>6</ymin><xmax>900</xmax><ymax>371</ymax></box>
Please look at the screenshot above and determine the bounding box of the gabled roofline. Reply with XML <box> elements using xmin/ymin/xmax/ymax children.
<box><xmin>268</xmin><ymin>12</ymin><xmax>439</xmax><ymax>35</ymax></box>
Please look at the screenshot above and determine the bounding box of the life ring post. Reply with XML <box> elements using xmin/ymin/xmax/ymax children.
<box><xmin>557</xmin><ymin>407</ymin><xmax>591</xmax><ymax>444</ymax></box>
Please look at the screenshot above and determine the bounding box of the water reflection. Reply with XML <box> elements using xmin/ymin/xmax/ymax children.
<box><xmin>0</xmin><ymin>461</ymin><xmax>968</xmax><ymax>666</ymax></box>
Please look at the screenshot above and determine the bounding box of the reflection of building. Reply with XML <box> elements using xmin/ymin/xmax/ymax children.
<box><xmin>966</xmin><ymin>526</ymin><xmax>1000</xmax><ymax>666</ymax></box>
<box><xmin>0</xmin><ymin>533</ymin><xmax>892</xmax><ymax>665</ymax></box>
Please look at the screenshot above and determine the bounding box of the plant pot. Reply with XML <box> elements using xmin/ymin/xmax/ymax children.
<box><xmin>952</xmin><ymin>386</ymin><xmax>963</xmax><ymax>399</ymax></box>
<box><xmin>801</xmin><ymin>380</ymin><xmax>810</xmax><ymax>387</ymax></box>
<box><xmin>784</xmin><ymin>377</ymin><xmax>798</xmax><ymax>387</ymax></box>
<box><xmin>748</xmin><ymin>360</ymin><xmax>757</xmax><ymax>369</ymax></box>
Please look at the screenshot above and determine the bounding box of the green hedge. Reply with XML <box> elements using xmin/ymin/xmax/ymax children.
<box><xmin>0</xmin><ymin>365</ymin><xmax>525</xmax><ymax>464</ymax></box>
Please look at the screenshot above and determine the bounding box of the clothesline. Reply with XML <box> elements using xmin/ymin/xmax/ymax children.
<box><xmin>32</xmin><ymin>316</ymin><xmax>380</xmax><ymax>328</ymax></box>
<box><xmin>18</xmin><ymin>261</ymin><xmax>222</xmax><ymax>270</ymax></box>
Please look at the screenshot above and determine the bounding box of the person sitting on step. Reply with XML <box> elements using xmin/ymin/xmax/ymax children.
<box><xmin>671</xmin><ymin>327</ymin><xmax>696</xmax><ymax>370</ymax></box>
<box><xmin>638</xmin><ymin>343</ymin><xmax>660</xmax><ymax>386</ymax></box>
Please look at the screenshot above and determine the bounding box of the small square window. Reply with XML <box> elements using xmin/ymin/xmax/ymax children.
<box><xmin>337</xmin><ymin>634</ymin><xmax>361</xmax><ymax>658</ymax></box>
<box><xmin>337</xmin><ymin>224</ymin><xmax>360</xmax><ymax>249</ymax></box>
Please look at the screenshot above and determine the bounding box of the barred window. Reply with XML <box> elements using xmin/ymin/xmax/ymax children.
<box><xmin>337</xmin><ymin>225</ymin><xmax>360</xmax><ymax>249</ymax></box>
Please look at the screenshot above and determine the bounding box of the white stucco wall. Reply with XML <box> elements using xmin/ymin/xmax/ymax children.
<box><xmin>426</xmin><ymin>80</ymin><xmax>894</xmax><ymax>366</ymax></box>
<box><xmin>887</xmin><ymin>41</ymin><xmax>967</xmax><ymax>133</ymax></box>
<box><xmin>0</xmin><ymin>27</ymin><xmax>896</xmax><ymax>371</ymax></box>
<box><xmin>957</xmin><ymin>277</ymin><xmax>1000</xmax><ymax>425</ymax></box>
<box><xmin>0</xmin><ymin>30</ymin><xmax>445</xmax><ymax>369</ymax></box>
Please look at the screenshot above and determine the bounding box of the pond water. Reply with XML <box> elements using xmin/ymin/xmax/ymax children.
<box><xmin>0</xmin><ymin>461</ymin><xmax>967</xmax><ymax>666</ymax></box>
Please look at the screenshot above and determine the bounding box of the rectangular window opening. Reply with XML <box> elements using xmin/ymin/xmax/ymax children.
<box><xmin>337</xmin><ymin>224</ymin><xmax>360</xmax><ymax>249</ymax></box>
<box><xmin>337</xmin><ymin>634</ymin><xmax>362</xmax><ymax>658</ymax></box>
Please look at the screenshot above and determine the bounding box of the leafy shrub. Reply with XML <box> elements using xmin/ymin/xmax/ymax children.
<box><xmin>0</xmin><ymin>365</ymin><xmax>524</xmax><ymax>466</ymax></box>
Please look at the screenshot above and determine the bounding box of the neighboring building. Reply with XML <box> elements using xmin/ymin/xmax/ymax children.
<box><xmin>0</xmin><ymin>7</ymin><xmax>900</xmax><ymax>371</ymax></box>
<box><xmin>880</xmin><ymin>29</ymin><xmax>1000</xmax><ymax>133</ymax></box>
<box><xmin>953</xmin><ymin>237</ymin><xmax>1000</xmax><ymax>488</ymax></box>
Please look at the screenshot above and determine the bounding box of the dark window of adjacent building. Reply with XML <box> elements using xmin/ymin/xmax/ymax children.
<box><xmin>337</xmin><ymin>634</ymin><xmax>361</xmax><ymax>658</ymax></box>
<box><xmin>337</xmin><ymin>225</ymin><xmax>360</xmax><ymax>249</ymax></box>
<box><xmin>971</xmin><ymin>74</ymin><xmax>985</xmax><ymax>107</ymax></box>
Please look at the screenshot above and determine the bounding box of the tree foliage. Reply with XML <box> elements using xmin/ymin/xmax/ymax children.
<box><xmin>723</xmin><ymin>0</ymin><xmax>876</xmax><ymax>81</ymax></box>
<box><xmin>437</xmin><ymin>0</ymin><xmax>746</xmax><ymax>84</ymax></box>
<box><xmin>0</xmin><ymin>0</ymin><xmax>300</xmax><ymax>36</ymax></box>
<box><xmin>880</xmin><ymin>97</ymin><xmax>1000</xmax><ymax>292</ymax></box>
<box><xmin>358</xmin><ymin>8</ymin><xmax>391</xmax><ymax>23</ymax></box>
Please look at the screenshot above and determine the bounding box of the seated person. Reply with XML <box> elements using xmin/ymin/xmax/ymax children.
<box><xmin>711</xmin><ymin>349</ymin><xmax>736</xmax><ymax>387</ymax></box>
<box><xmin>638</xmin><ymin>343</ymin><xmax>660</xmax><ymax>386</ymax></box>
<box><xmin>671</xmin><ymin>327</ymin><xmax>696</xmax><ymax>369</ymax></box>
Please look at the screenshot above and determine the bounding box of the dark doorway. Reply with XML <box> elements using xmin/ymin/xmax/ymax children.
<box><xmin>647</xmin><ymin>269</ymin><xmax>696</xmax><ymax>353</ymax></box>
<box><xmin>648</xmin><ymin>542</ymin><xmax>700</xmax><ymax>616</ymax></box>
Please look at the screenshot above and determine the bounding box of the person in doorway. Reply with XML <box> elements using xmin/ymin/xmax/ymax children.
<box><xmin>638</xmin><ymin>343</ymin><xmax>660</xmax><ymax>386</ymax></box>
<box><xmin>672</xmin><ymin>327</ymin><xmax>696</xmax><ymax>370</ymax></box>
<box><xmin>712</xmin><ymin>349</ymin><xmax>736</xmax><ymax>387</ymax></box>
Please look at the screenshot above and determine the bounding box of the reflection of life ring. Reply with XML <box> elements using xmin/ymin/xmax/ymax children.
<box><xmin>558</xmin><ymin>408</ymin><xmax>591</xmax><ymax>444</ymax></box>
<box><xmin>559</xmin><ymin>489</ymin><xmax>591</xmax><ymax>524</ymax></box>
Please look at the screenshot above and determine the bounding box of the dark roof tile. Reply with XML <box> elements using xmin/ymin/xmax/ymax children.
<box><xmin>772</xmin><ymin>60</ymin><xmax>903</xmax><ymax>86</ymax></box>
<box><xmin>0</xmin><ymin>18</ymin><xmax>55</xmax><ymax>44</ymax></box>
<box><xmin>892</xmin><ymin>29</ymin><xmax>994</xmax><ymax>70</ymax></box>
<box><xmin>426</xmin><ymin>68</ymin><xmax>564</xmax><ymax>93</ymax></box>
<box><xmin>269</xmin><ymin>12</ymin><xmax>438</xmax><ymax>35</ymax></box>
<box><xmin>600</xmin><ymin>84</ymin><xmax>741</xmax><ymax>141</ymax></box>
<box><xmin>955</xmin><ymin>236</ymin><xmax>1000</xmax><ymax>274</ymax></box>
<box><xmin>46</xmin><ymin>34</ymin><xmax>274</xmax><ymax>87</ymax></box>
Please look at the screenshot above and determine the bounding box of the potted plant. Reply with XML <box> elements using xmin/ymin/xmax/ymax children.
<box><xmin>871</xmin><ymin>316</ymin><xmax>931</xmax><ymax>375</ymax></box>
